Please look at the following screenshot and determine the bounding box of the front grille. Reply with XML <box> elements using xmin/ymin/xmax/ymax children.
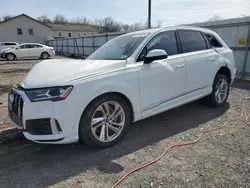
<box><xmin>8</xmin><ymin>90</ymin><xmax>24</xmax><ymax>127</ymax></box>
<box><xmin>26</xmin><ymin>118</ymin><xmax>52</xmax><ymax>135</ymax></box>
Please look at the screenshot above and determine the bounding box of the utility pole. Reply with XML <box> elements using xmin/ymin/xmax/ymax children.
<box><xmin>148</xmin><ymin>0</ymin><xmax>151</xmax><ymax>28</ymax></box>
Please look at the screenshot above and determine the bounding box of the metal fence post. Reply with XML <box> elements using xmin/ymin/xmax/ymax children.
<box><xmin>67</xmin><ymin>39</ymin><xmax>69</xmax><ymax>56</ymax></box>
<box><xmin>62</xmin><ymin>39</ymin><xmax>64</xmax><ymax>55</ymax></box>
<box><xmin>242</xmin><ymin>21</ymin><xmax>250</xmax><ymax>78</ymax></box>
<box><xmin>93</xmin><ymin>36</ymin><xmax>95</xmax><ymax>53</ymax></box>
<box><xmin>73</xmin><ymin>39</ymin><xmax>75</xmax><ymax>56</ymax></box>
<box><xmin>82</xmin><ymin>37</ymin><xmax>84</xmax><ymax>58</ymax></box>
<box><xmin>56</xmin><ymin>39</ymin><xmax>58</xmax><ymax>54</ymax></box>
<box><xmin>106</xmin><ymin>33</ymin><xmax>108</xmax><ymax>42</ymax></box>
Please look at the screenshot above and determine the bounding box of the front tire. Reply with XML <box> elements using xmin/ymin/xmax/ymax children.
<box><xmin>6</xmin><ymin>53</ymin><xmax>16</xmax><ymax>61</ymax></box>
<box><xmin>79</xmin><ymin>94</ymin><xmax>131</xmax><ymax>148</ymax></box>
<box><xmin>207</xmin><ymin>74</ymin><xmax>229</xmax><ymax>107</ymax></box>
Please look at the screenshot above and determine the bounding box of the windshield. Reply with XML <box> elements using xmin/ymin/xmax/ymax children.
<box><xmin>87</xmin><ymin>33</ymin><xmax>148</xmax><ymax>60</ymax></box>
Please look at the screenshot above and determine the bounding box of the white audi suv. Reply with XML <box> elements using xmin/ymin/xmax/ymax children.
<box><xmin>8</xmin><ymin>26</ymin><xmax>236</xmax><ymax>148</ymax></box>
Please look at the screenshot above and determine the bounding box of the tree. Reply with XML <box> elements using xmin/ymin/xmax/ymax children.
<box><xmin>53</xmin><ymin>14</ymin><xmax>67</xmax><ymax>24</ymax></box>
<box><xmin>72</xmin><ymin>16</ymin><xmax>89</xmax><ymax>24</ymax></box>
<box><xmin>2</xmin><ymin>14</ymin><xmax>12</xmax><ymax>21</ymax></box>
<box><xmin>121</xmin><ymin>24</ymin><xmax>130</xmax><ymax>31</ymax></box>
<box><xmin>208</xmin><ymin>15</ymin><xmax>221</xmax><ymax>22</ymax></box>
<box><xmin>129</xmin><ymin>22</ymin><xmax>145</xmax><ymax>31</ymax></box>
<box><xmin>97</xmin><ymin>17</ymin><xmax>121</xmax><ymax>33</ymax></box>
<box><xmin>37</xmin><ymin>15</ymin><xmax>52</xmax><ymax>24</ymax></box>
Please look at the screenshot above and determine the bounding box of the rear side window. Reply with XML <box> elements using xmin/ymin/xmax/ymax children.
<box><xmin>20</xmin><ymin>45</ymin><xmax>33</xmax><ymax>49</ymax></box>
<box><xmin>178</xmin><ymin>30</ymin><xmax>208</xmax><ymax>53</ymax></box>
<box><xmin>33</xmin><ymin>45</ymin><xmax>43</xmax><ymax>48</ymax></box>
<box><xmin>204</xmin><ymin>34</ymin><xmax>223</xmax><ymax>48</ymax></box>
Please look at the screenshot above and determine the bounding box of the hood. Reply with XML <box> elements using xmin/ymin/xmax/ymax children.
<box><xmin>21</xmin><ymin>59</ymin><xmax>126</xmax><ymax>88</ymax></box>
<box><xmin>0</xmin><ymin>48</ymin><xmax>11</xmax><ymax>52</ymax></box>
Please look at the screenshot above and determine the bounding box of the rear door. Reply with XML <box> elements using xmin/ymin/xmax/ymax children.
<box><xmin>31</xmin><ymin>44</ymin><xmax>43</xmax><ymax>57</ymax></box>
<box><xmin>177</xmin><ymin>29</ymin><xmax>221</xmax><ymax>101</ymax></box>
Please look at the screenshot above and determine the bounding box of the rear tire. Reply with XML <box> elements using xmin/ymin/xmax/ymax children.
<box><xmin>207</xmin><ymin>74</ymin><xmax>229</xmax><ymax>107</ymax></box>
<box><xmin>6</xmin><ymin>53</ymin><xmax>16</xmax><ymax>61</ymax></box>
<box><xmin>41</xmin><ymin>52</ymin><xmax>49</xmax><ymax>59</ymax></box>
<box><xmin>79</xmin><ymin>94</ymin><xmax>131</xmax><ymax>149</ymax></box>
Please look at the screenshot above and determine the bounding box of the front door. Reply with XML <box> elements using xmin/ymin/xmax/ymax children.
<box><xmin>16</xmin><ymin>44</ymin><xmax>32</xmax><ymax>58</ymax></box>
<box><xmin>137</xmin><ymin>30</ymin><xmax>186</xmax><ymax>118</ymax></box>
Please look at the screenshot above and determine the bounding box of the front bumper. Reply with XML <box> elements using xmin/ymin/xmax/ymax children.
<box><xmin>8</xmin><ymin>88</ymin><xmax>79</xmax><ymax>144</ymax></box>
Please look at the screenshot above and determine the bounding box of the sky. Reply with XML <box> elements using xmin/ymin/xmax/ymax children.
<box><xmin>0</xmin><ymin>0</ymin><xmax>249</xmax><ymax>26</ymax></box>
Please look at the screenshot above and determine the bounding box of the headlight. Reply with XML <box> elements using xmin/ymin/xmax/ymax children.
<box><xmin>25</xmin><ymin>86</ymin><xmax>73</xmax><ymax>102</ymax></box>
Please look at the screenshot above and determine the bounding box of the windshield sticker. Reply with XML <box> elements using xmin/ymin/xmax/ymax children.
<box><xmin>132</xmin><ymin>33</ymin><xmax>149</xmax><ymax>38</ymax></box>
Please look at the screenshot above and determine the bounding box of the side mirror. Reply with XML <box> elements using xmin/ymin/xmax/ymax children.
<box><xmin>15</xmin><ymin>47</ymin><xmax>19</xmax><ymax>50</ymax></box>
<box><xmin>144</xmin><ymin>49</ymin><xmax>168</xmax><ymax>64</ymax></box>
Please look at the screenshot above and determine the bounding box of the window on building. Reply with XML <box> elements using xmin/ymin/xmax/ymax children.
<box><xmin>58</xmin><ymin>32</ymin><xmax>62</xmax><ymax>37</ymax></box>
<box><xmin>77</xmin><ymin>33</ymin><xmax>81</xmax><ymax>36</ymax></box>
<box><xmin>68</xmin><ymin>33</ymin><xmax>72</xmax><ymax>37</ymax></box>
<box><xmin>28</xmin><ymin>29</ymin><xmax>34</xmax><ymax>35</ymax></box>
<box><xmin>178</xmin><ymin>30</ymin><xmax>208</xmax><ymax>53</ymax></box>
<box><xmin>83</xmin><ymin>33</ymin><xmax>86</xmax><ymax>35</ymax></box>
<box><xmin>17</xmin><ymin>28</ymin><xmax>22</xmax><ymax>35</ymax></box>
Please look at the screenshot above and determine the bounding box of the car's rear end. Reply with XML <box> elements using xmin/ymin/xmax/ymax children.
<box><xmin>204</xmin><ymin>29</ymin><xmax>236</xmax><ymax>84</ymax></box>
<box><xmin>48</xmin><ymin>47</ymin><xmax>55</xmax><ymax>58</ymax></box>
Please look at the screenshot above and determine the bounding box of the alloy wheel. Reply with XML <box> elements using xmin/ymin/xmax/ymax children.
<box><xmin>215</xmin><ymin>78</ymin><xmax>228</xmax><ymax>104</ymax></box>
<box><xmin>7</xmin><ymin>54</ymin><xmax>14</xmax><ymax>60</ymax></box>
<box><xmin>91</xmin><ymin>101</ymin><xmax>125</xmax><ymax>142</ymax></box>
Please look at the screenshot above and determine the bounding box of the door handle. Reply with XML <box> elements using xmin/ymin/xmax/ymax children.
<box><xmin>176</xmin><ymin>64</ymin><xmax>185</xmax><ymax>68</ymax></box>
<box><xmin>209</xmin><ymin>56</ymin><xmax>216</xmax><ymax>61</ymax></box>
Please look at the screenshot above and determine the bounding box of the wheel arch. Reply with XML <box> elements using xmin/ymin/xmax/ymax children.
<box><xmin>5</xmin><ymin>52</ymin><xmax>16</xmax><ymax>59</ymax></box>
<box><xmin>77</xmin><ymin>91</ymin><xmax>136</xmax><ymax>133</ymax></box>
<box><xmin>215</xmin><ymin>66</ymin><xmax>232</xmax><ymax>83</ymax></box>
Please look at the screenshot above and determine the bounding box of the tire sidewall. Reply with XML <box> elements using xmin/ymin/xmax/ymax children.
<box><xmin>79</xmin><ymin>94</ymin><xmax>131</xmax><ymax>148</ymax></box>
<box><xmin>41</xmin><ymin>52</ymin><xmax>49</xmax><ymax>59</ymax></box>
<box><xmin>210</xmin><ymin>74</ymin><xmax>230</xmax><ymax>106</ymax></box>
<box><xmin>6</xmin><ymin>53</ymin><xmax>15</xmax><ymax>61</ymax></box>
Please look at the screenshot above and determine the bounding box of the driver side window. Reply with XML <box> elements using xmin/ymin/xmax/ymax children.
<box><xmin>137</xmin><ymin>30</ymin><xmax>179</xmax><ymax>62</ymax></box>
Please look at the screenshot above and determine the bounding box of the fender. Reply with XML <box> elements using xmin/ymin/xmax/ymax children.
<box><xmin>70</xmin><ymin>72</ymin><xmax>141</xmax><ymax>134</ymax></box>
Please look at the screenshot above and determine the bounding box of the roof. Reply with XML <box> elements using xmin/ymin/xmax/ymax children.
<box><xmin>124</xmin><ymin>26</ymin><xmax>211</xmax><ymax>35</ymax></box>
<box><xmin>19</xmin><ymin>43</ymin><xmax>45</xmax><ymax>45</ymax></box>
<box><xmin>0</xmin><ymin>14</ymin><xmax>52</xmax><ymax>28</ymax></box>
<box><xmin>48</xmin><ymin>23</ymin><xmax>99</xmax><ymax>32</ymax></box>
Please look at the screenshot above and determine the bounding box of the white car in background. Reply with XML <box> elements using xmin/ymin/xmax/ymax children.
<box><xmin>0</xmin><ymin>41</ymin><xmax>19</xmax><ymax>50</ymax></box>
<box><xmin>8</xmin><ymin>26</ymin><xmax>236</xmax><ymax>148</ymax></box>
<box><xmin>2</xmin><ymin>43</ymin><xmax>55</xmax><ymax>60</ymax></box>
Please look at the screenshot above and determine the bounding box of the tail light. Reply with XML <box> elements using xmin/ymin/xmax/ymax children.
<box><xmin>50</xmin><ymin>48</ymin><xmax>55</xmax><ymax>54</ymax></box>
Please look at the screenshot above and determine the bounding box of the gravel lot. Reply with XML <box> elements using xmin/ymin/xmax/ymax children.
<box><xmin>0</xmin><ymin>73</ymin><xmax>250</xmax><ymax>188</ymax></box>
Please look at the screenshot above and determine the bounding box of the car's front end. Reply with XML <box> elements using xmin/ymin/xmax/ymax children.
<box><xmin>0</xmin><ymin>48</ymin><xmax>11</xmax><ymax>59</ymax></box>
<box><xmin>8</xmin><ymin>57</ymin><xmax>131</xmax><ymax>144</ymax></box>
<box><xmin>8</xmin><ymin>85</ymin><xmax>80</xmax><ymax>144</ymax></box>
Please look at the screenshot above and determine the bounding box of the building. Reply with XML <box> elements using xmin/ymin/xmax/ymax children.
<box><xmin>48</xmin><ymin>23</ymin><xmax>99</xmax><ymax>39</ymax></box>
<box><xmin>0</xmin><ymin>14</ymin><xmax>52</xmax><ymax>44</ymax></box>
